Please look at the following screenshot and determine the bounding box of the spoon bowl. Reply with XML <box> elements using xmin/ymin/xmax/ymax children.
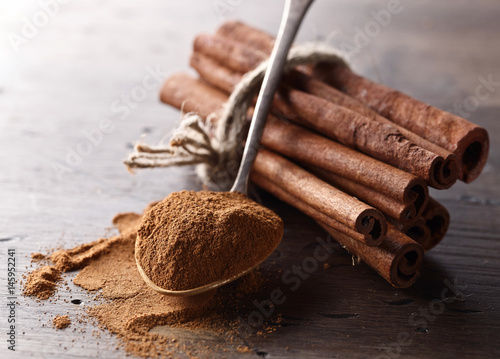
<box><xmin>135</xmin><ymin>237</ymin><xmax>281</xmax><ymax>297</ymax></box>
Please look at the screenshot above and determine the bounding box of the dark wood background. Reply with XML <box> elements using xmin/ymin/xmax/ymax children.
<box><xmin>1</xmin><ymin>0</ymin><xmax>499</xmax><ymax>358</ymax></box>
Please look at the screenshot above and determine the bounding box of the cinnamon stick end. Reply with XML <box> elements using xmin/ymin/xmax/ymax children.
<box><xmin>355</xmin><ymin>209</ymin><xmax>387</xmax><ymax>247</ymax></box>
<box><xmin>457</xmin><ymin>126</ymin><xmax>489</xmax><ymax>183</ymax></box>
<box><xmin>405</xmin><ymin>179</ymin><xmax>428</xmax><ymax>217</ymax></box>
<box><xmin>390</xmin><ymin>241</ymin><xmax>424</xmax><ymax>288</ymax></box>
<box><xmin>436</xmin><ymin>154</ymin><xmax>460</xmax><ymax>189</ymax></box>
<box><xmin>423</xmin><ymin>204</ymin><xmax>450</xmax><ymax>251</ymax></box>
<box><xmin>398</xmin><ymin>204</ymin><xmax>418</xmax><ymax>225</ymax></box>
<box><xmin>402</xmin><ymin>219</ymin><xmax>432</xmax><ymax>250</ymax></box>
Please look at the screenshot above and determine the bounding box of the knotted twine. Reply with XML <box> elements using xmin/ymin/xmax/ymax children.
<box><xmin>124</xmin><ymin>43</ymin><xmax>349</xmax><ymax>191</ymax></box>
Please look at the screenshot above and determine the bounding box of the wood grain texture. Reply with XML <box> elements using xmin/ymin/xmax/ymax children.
<box><xmin>0</xmin><ymin>0</ymin><xmax>499</xmax><ymax>358</ymax></box>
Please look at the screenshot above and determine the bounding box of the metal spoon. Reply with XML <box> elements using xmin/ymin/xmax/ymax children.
<box><xmin>137</xmin><ymin>0</ymin><xmax>315</xmax><ymax>296</ymax></box>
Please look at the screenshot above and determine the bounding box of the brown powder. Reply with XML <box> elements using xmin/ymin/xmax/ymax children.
<box><xmin>237</xmin><ymin>345</ymin><xmax>252</xmax><ymax>353</ymax></box>
<box><xmin>31</xmin><ymin>252</ymin><xmax>46</xmax><ymax>261</ymax></box>
<box><xmin>23</xmin><ymin>235</ymin><xmax>123</xmax><ymax>300</ymax></box>
<box><xmin>50</xmin><ymin>236</ymin><xmax>122</xmax><ymax>272</ymax></box>
<box><xmin>23</xmin><ymin>265</ymin><xmax>62</xmax><ymax>300</ymax></box>
<box><xmin>23</xmin><ymin>199</ymin><xmax>279</xmax><ymax>358</ymax></box>
<box><xmin>136</xmin><ymin>190</ymin><xmax>283</xmax><ymax>291</ymax></box>
<box><xmin>53</xmin><ymin>315</ymin><xmax>71</xmax><ymax>329</ymax></box>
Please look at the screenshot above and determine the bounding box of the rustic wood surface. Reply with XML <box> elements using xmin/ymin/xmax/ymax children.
<box><xmin>1</xmin><ymin>0</ymin><xmax>499</xmax><ymax>358</ymax></box>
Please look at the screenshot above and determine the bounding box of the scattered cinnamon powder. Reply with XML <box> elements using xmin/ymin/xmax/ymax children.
<box><xmin>50</xmin><ymin>236</ymin><xmax>122</xmax><ymax>272</ymax></box>
<box><xmin>31</xmin><ymin>252</ymin><xmax>46</xmax><ymax>261</ymax></box>
<box><xmin>53</xmin><ymin>315</ymin><xmax>71</xmax><ymax>329</ymax></box>
<box><xmin>136</xmin><ymin>190</ymin><xmax>283</xmax><ymax>291</ymax></box>
<box><xmin>23</xmin><ymin>198</ymin><xmax>280</xmax><ymax>358</ymax></box>
<box><xmin>237</xmin><ymin>345</ymin><xmax>252</xmax><ymax>353</ymax></box>
<box><xmin>23</xmin><ymin>265</ymin><xmax>62</xmax><ymax>300</ymax></box>
<box><xmin>23</xmin><ymin>235</ymin><xmax>123</xmax><ymax>300</ymax></box>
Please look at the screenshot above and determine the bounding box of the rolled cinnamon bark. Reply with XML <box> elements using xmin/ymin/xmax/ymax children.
<box><xmin>161</xmin><ymin>73</ymin><xmax>217</xmax><ymax>112</ymax></box>
<box><xmin>190</xmin><ymin>39</ymin><xmax>450</xmax><ymax>189</ymax></box>
<box><xmin>319</xmin><ymin>222</ymin><xmax>423</xmax><ymax>288</ymax></box>
<box><xmin>422</xmin><ymin>197</ymin><xmax>450</xmax><ymax>251</ymax></box>
<box><xmin>159</xmin><ymin>71</ymin><xmax>227</xmax><ymax>121</ymax></box>
<box><xmin>251</xmin><ymin>149</ymin><xmax>387</xmax><ymax>246</ymax></box>
<box><xmin>274</xmin><ymin>84</ymin><xmax>445</xmax><ymax>187</ymax></box>
<box><xmin>190</xmin><ymin>52</ymin><xmax>242</xmax><ymax>94</ymax></box>
<box><xmin>193</xmin><ymin>33</ymin><xmax>267</xmax><ymax>73</ymax></box>
<box><xmin>389</xmin><ymin>218</ymin><xmax>432</xmax><ymax>250</ymax></box>
<box><xmin>251</xmin><ymin>166</ymin><xmax>422</xmax><ymax>288</ymax></box>
<box><xmin>212</xmin><ymin>23</ymin><xmax>459</xmax><ymax>173</ymax></box>
<box><xmin>217</xmin><ymin>20</ymin><xmax>489</xmax><ymax>183</ymax></box>
<box><xmin>286</xmin><ymin>71</ymin><xmax>459</xmax><ymax>189</ymax></box>
<box><xmin>161</xmin><ymin>73</ymin><xmax>428</xmax><ymax>220</ymax></box>
<box><xmin>307</xmin><ymin>165</ymin><xmax>421</xmax><ymax>223</ymax></box>
<box><xmin>311</xmin><ymin>64</ymin><xmax>489</xmax><ymax>183</ymax></box>
<box><xmin>285</xmin><ymin>70</ymin><xmax>447</xmax><ymax>158</ymax></box>
<box><xmin>217</xmin><ymin>20</ymin><xmax>276</xmax><ymax>54</ymax></box>
<box><xmin>262</xmin><ymin>121</ymin><xmax>428</xmax><ymax>216</ymax></box>
<box><xmin>194</xmin><ymin>33</ymin><xmax>267</xmax><ymax>73</ymax></box>
<box><xmin>250</xmin><ymin>172</ymin><xmax>367</xmax><ymax>244</ymax></box>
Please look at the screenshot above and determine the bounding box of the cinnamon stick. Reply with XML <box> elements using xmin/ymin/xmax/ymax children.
<box><xmin>262</xmin><ymin>122</ymin><xmax>428</xmax><ymax>218</ymax></box>
<box><xmin>194</xmin><ymin>33</ymin><xmax>266</xmax><ymax>74</ymax></box>
<box><xmin>161</xmin><ymin>73</ymin><xmax>428</xmax><ymax>222</ymax></box>
<box><xmin>274</xmin><ymin>84</ymin><xmax>445</xmax><ymax>187</ymax></box>
<box><xmin>311</xmin><ymin>64</ymin><xmax>489</xmax><ymax>183</ymax></box>
<box><xmin>389</xmin><ymin>197</ymin><xmax>450</xmax><ymax>251</ymax></box>
<box><xmin>217</xmin><ymin>20</ymin><xmax>276</xmax><ymax>54</ymax></box>
<box><xmin>190</xmin><ymin>52</ymin><xmax>242</xmax><ymax>95</ymax></box>
<box><xmin>250</xmin><ymin>172</ymin><xmax>367</xmax><ymax>244</ymax></box>
<box><xmin>319</xmin><ymin>222</ymin><xmax>423</xmax><ymax>288</ymax></box>
<box><xmin>285</xmin><ymin>70</ymin><xmax>447</xmax><ymax>157</ymax></box>
<box><xmin>285</xmin><ymin>70</ymin><xmax>459</xmax><ymax>189</ymax></box>
<box><xmin>191</xmin><ymin>38</ymin><xmax>450</xmax><ymax>189</ymax></box>
<box><xmin>251</xmin><ymin>165</ymin><xmax>423</xmax><ymax>288</ymax></box>
<box><xmin>216</xmin><ymin>20</ymin><xmax>489</xmax><ymax>183</ymax></box>
<box><xmin>389</xmin><ymin>218</ymin><xmax>432</xmax><ymax>250</ymax></box>
<box><xmin>212</xmin><ymin>22</ymin><xmax>461</xmax><ymax>178</ymax></box>
<box><xmin>252</xmin><ymin>149</ymin><xmax>387</xmax><ymax>246</ymax></box>
<box><xmin>308</xmin><ymin>165</ymin><xmax>421</xmax><ymax>223</ymax></box>
<box><xmin>422</xmin><ymin>197</ymin><xmax>450</xmax><ymax>251</ymax></box>
<box><xmin>159</xmin><ymin>72</ymin><xmax>227</xmax><ymax>120</ymax></box>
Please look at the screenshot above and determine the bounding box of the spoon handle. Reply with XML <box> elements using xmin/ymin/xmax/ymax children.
<box><xmin>230</xmin><ymin>0</ymin><xmax>314</xmax><ymax>194</ymax></box>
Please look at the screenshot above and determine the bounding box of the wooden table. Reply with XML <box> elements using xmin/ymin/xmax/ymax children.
<box><xmin>1</xmin><ymin>0</ymin><xmax>499</xmax><ymax>358</ymax></box>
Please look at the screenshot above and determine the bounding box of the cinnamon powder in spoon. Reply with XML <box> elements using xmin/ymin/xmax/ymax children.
<box><xmin>136</xmin><ymin>190</ymin><xmax>283</xmax><ymax>291</ymax></box>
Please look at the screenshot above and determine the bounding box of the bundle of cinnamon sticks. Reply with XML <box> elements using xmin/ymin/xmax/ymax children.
<box><xmin>159</xmin><ymin>21</ymin><xmax>489</xmax><ymax>288</ymax></box>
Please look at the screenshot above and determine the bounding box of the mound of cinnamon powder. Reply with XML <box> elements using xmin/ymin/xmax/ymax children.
<box><xmin>135</xmin><ymin>190</ymin><xmax>283</xmax><ymax>291</ymax></box>
<box><xmin>23</xmin><ymin>265</ymin><xmax>62</xmax><ymax>300</ymax></box>
<box><xmin>53</xmin><ymin>315</ymin><xmax>71</xmax><ymax>329</ymax></box>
